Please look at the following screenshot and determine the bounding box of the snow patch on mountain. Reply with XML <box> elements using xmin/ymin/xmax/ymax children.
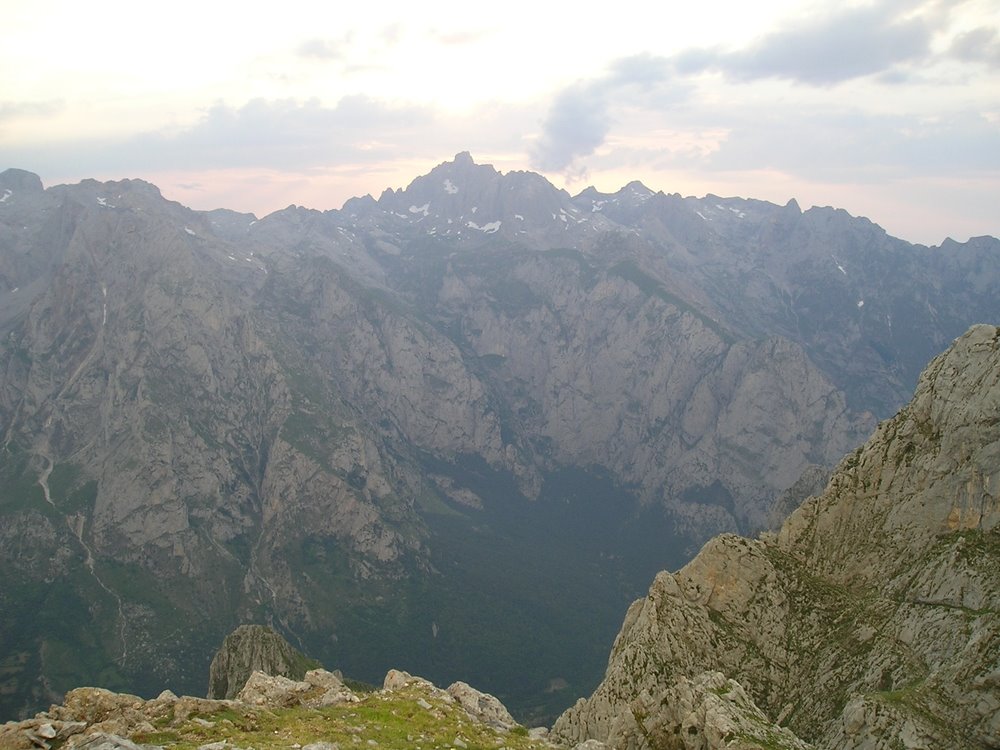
<box><xmin>466</xmin><ymin>220</ymin><xmax>501</xmax><ymax>234</ymax></box>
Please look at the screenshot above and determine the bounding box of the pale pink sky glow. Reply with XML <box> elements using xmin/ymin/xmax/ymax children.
<box><xmin>2</xmin><ymin>0</ymin><xmax>998</xmax><ymax>246</ymax></box>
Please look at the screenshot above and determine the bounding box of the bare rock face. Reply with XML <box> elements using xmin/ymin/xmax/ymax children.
<box><xmin>380</xmin><ymin>670</ymin><xmax>521</xmax><ymax>732</ymax></box>
<box><xmin>595</xmin><ymin>670</ymin><xmax>811</xmax><ymax>750</ymax></box>
<box><xmin>554</xmin><ymin>326</ymin><xmax>1000</xmax><ymax>749</ymax></box>
<box><xmin>236</xmin><ymin>671</ymin><xmax>308</xmax><ymax>707</ymax></box>
<box><xmin>58</xmin><ymin>688</ymin><xmax>146</xmax><ymax>726</ymax></box>
<box><xmin>445</xmin><ymin>681</ymin><xmax>517</xmax><ymax>730</ymax></box>
<box><xmin>207</xmin><ymin>625</ymin><xmax>319</xmax><ymax>699</ymax></box>
<box><xmin>0</xmin><ymin>168</ymin><xmax>44</xmax><ymax>193</ymax></box>
<box><xmin>64</xmin><ymin>733</ymin><xmax>152</xmax><ymax>749</ymax></box>
<box><xmin>234</xmin><ymin>668</ymin><xmax>358</xmax><ymax>709</ymax></box>
<box><xmin>2</xmin><ymin>157</ymin><xmax>999</xmax><ymax>721</ymax></box>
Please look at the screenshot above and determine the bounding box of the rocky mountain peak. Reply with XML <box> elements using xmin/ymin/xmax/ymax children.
<box><xmin>62</xmin><ymin>177</ymin><xmax>166</xmax><ymax>206</ymax></box>
<box><xmin>777</xmin><ymin>323</ymin><xmax>1000</xmax><ymax>584</ymax></box>
<box><xmin>391</xmin><ymin>151</ymin><xmax>502</xmax><ymax>203</ymax></box>
<box><xmin>368</xmin><ymin>151</ymin><xmax>581</xmax><ymax>241</ymax></box>
<box><xmin>554</xmin><ymin>325</ymin><xmax>1000</xmax><ymax>749</ymax></box>
<box><xmin>207</xmin><ymin>625</ymin><xmax>320</xmax><ymax>700</ymax></box>
<box><xmin>909</xmin><ymin>323</ymin><xmax>1000</xmax><ymax>447</ymax></box>
<box><xmin>0</xmin><ymin>169</ymin><xmax>43</xmax><ymax>193</ymax></box>
<box><xmin>622</xmin><ymin>179</ymin><xmax>654</xmax><ymax>197</ymax></box>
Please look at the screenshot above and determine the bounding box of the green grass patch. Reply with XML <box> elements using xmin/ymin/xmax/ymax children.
<box><xmin>132</xmin><ymin>685</ymin><xmax>545</xmax><ymax>750</ymax></box>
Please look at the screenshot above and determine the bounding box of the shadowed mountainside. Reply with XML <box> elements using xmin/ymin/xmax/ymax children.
<box><xmin>1</xmin><ymin>156</ymin><xmax>998</xmax><ymax>723</ymax></box>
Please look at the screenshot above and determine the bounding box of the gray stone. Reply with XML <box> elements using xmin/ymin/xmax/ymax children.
<box><xmin>67</xmin><ymin>734</ymin><xmax>156</xmax><ymax>750</ymax></box>
<box><xmin>382</xmin><ymin>670</ymin><xmax>430</xmax><ymax>691</ymax></box>
<box><xmin>445</xmin><ymin>682</ymin><xmax>517</xmax><ymax>730</ymax></box>
<box><xmin>35</xmin><ymin>724</ymin><xmax>57</xmax><ymax>739</ymax></box>
<box><xmin>554</xmin><ymin>326</ymin><xmax>1000</xmax><ymax>750</ymax></box>
<box><xmin>236</xmin><ymin>671</ymin><xmax>308</xmax><ymax>707</ymax></box>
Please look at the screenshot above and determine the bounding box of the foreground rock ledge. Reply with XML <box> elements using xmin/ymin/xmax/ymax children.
<box><xmin>552</xmin><ymin>325</ymin><xmax>1000</xmax><ymax>749</ymax></box>
<box><xmin>0</xmin><ymin>668</ymin><xmax>539</xmax><ymax>749</ymax></box>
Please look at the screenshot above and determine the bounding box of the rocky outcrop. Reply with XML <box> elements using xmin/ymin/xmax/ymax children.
<box><xmin>236</xmin><ymin>669</ymin><xmax>358</xmax><ymax>708</ymax></box>
<box><xmin>207</xmin><ymin>625</ymin><xmax>319</xmax><ymax>700</ymax></box>
<box><xmin>380</xmin><ymin>670</ymin><xmax>517</xmax><ymax>729</ymax></box>
<box><xmin>0</xmin><ymin>668</ymin><xmax>524</xmax><ymax>750</ymax></box>
<box><xmin>446</xmin><ymin>681</ymin><xmax>518</xmax><ymax>730</ymax></box>
<box><xmin>562</xmin><ymin>670</ymin><xmax>812</xmax><ymax>750</ymax></box>
<box><xmin>554</xmin><ymin>325</ymin><xmax>1000</xmax><ymax>749</ymax></box>
<box><xmin>0</xmin><ymin>686</ymin><xmax>241</xmax><ymax>749</ymax></box>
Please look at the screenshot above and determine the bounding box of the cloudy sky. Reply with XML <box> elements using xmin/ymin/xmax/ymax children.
<box><xmin>1</xmin><ymin>0</ymin><xmax>998</xmax><ymax>245</ymax></box>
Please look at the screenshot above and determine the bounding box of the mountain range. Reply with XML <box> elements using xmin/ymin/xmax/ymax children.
<box><xmin>2</xmin><ymin>326</ymin><xmax>996</xmax><ymax>749</ymax></box>
<box><xmin>1</xmin><ymin>153</ymin><xmax>998</xmax><ymax>723</ymax></box>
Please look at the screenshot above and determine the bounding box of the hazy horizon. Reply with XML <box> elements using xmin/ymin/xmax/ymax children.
<box><xmin>2</xmin><ymin>0</ymin><xmax>998</xmax><ymax>246</ymax></box>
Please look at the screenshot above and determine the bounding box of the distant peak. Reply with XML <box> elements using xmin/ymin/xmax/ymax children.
<box><xmin>0</xmin><ymin>168</ymin><xmax>44</xmax><ymax>192</ymax></box>
<box><xmin>574</xmin><ymin>186</ymin><xmax>606</xmax><ymax>199</ymax></box>
<box><xmin>438</xmin><ymin>151</ymin><xmax>496</xmax><ymax>176</ymax></box>
<box><xmin>624</xmin><ymin>180</ymin><xmax>653</xmax><ymax>194</ymax></box>
<box><xmin>422</xmin><ymin>152</ymin><xmax>493</xmax><ymax>180</ymax></box>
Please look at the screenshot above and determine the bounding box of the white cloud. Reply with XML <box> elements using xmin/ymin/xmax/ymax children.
<box><xmin>2</xmin><ymin>96</ymin><xmax>434</xmax><ymax>175</ymax></box>
<box><xmin>1</xmin><ymin>0</ymin><xmax>997</xmax><ymax>244</ymax></box>
<box><xmin>683</xmin><ymin>0</ymin><xmax>934</xmax><ymax>84</ymax></box>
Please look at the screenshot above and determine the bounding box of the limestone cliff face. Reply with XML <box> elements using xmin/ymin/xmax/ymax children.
<box><xmin>207</xmin><ymin>625</ymin><xmax>319</xmax><ymax>699</ymax></box>
<box><xmin>553</xmin><ymin>325</ymin><xmax>1000</xmax><ymax>749</ymax></box>
<box><xmin>1</xmin><ymin>158</ymin><xmax>998</xmax><ymax>722</ymax></box>
<box><xmin>429</xmin><ymin>249</ymin><xmax>867</xmax><ymax>536</ymax></box>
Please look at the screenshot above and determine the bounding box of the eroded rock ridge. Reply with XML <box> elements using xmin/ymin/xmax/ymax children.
<box><xmin>2</xmin><ymin>156</ymin><xmax>999</xmax><ymax>720</ymax></box>
<box><xmin>554</xmin><ymin>325</ymin><xmax>1000</xmax><ymax>748</ymax></box>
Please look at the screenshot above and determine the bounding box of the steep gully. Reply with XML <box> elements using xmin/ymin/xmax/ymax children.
<box><xmin>33</xmin><ymin>278</ymin><xmax>130</xmax><ymax>667</ymax></box>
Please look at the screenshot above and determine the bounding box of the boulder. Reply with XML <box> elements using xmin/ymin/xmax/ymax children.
<box><xmin>302</xmin><ymin>670</ymin><xmax>359</xmax><ymax>708</ymax></box>
<box><xmin>236</xmin><ymin>671</ymin><xmax>309</xmax><ymax>707</ymax></box>
<box><xmin>445</xmin><ymin>681</ymin><xmax>517</xmax><ymax>730</ymax></box>
<box><xmin>64</xmin><ymin>733</ymin><xmax>154</xmax><ymax>750</ymax></box>
<box><xmin>382</xmin><ymin>669</ymin><xmax>433</xmax><ymax>692</ymax></box>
